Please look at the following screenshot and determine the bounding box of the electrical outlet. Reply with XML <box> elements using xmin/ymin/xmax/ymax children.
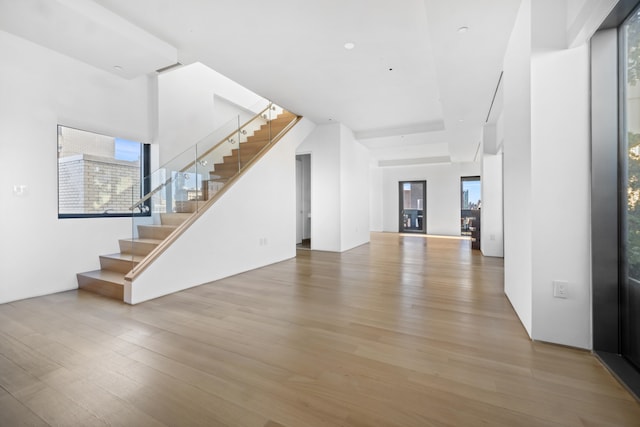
<box><xmin>13</xmin><ymin>184</ymin><xmax>28</xmax><ymax>197</ymax></box>
<box><xmin>553</xmin><ymin>280</ymin><xmax>568</xmax><ymax>299</ymax></box>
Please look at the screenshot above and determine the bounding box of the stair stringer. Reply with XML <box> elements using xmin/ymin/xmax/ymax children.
<box><xmin>125</xmin><ymin>118</ymin><xmax>316</xmax><ymax>304</ymax></box>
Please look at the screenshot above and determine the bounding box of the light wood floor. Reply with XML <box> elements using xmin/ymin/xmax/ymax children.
<box><xmin>1</xmin><ymin>232</ymin><xmax>639</xmax><ymax>426</ymax></box>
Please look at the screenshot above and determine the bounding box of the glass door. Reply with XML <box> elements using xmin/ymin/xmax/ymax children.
<box><xmin>461</xmin><ymin>176</ymin><xmax>481</xmax><ymax>250</ymax></box>
<box><xmin>621</xmin><ymin>5</ymin><xmax>640</xmax><ymax>371</ymax></box>
<box><xmin>399</xmin><ymin>181</ymin><xmax>426</xmax><ymax>233</ymax></box>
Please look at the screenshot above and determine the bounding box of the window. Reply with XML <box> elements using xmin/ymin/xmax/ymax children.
<box><xmin>591</xmin><ymin>0</ymin><xmax>640</xmax><ymax>398</ymax></box>
<box><xmin>57</xmin><ymin>125</ymin><xmax>149</xmax><ymax>218</ymax></box>
<box><xmin>620</xmin><ymin>3</ymin><xmax>640</xmax><ymax>373</ymax></box>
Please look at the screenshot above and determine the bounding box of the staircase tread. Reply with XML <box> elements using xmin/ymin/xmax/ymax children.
<box><xmin>100</xmin><ymin>253</ymin><xmax>146</xmax><ymax>262</ymax></box>
<box><xmin>160</xmin><ymin>213</ymin><xmax>192</xmax><ymax>226</ymax></box>
<box><xmin>119</xmin><ymin>238</ymin><xmax>164</xmax><ymax>244</ymax></box>
<box><xmin>77</xmin><ymin>269</ymin><xmax>125</xmax><ymax>283</ymax></box>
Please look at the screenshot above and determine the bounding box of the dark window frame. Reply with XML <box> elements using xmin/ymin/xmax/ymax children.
<box><xmin>591</xmin><ymin>0</ymin><xmax>640</xmax><ymax>399</ymax></box>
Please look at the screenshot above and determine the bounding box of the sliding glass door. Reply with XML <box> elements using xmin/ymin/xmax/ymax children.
<box><xmin>621</xmin><ymin>5</ymin><xmax>640</xmax><ymax>371</ymax></box>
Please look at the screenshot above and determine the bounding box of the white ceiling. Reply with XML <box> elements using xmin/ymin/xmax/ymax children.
<box><xmin>0</xmin><ymin>0</ymin><xmax>522</xmax><ymax>164</ymax></box>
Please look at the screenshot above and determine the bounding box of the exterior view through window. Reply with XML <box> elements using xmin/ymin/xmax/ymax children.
<box><xmin>57</xmin><ymin>125</ymin><xmax>147</xmax><ymax>217</ymax></box>
<box><xmin>621</xmin><ymin>4</ymin><xmax>640</xmax><ymax>371</ymax></box>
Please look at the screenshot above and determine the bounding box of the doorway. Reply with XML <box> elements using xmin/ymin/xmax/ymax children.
<box><xmin>399</xmin><ymin>181</ymin><xmax>426</xmax><ymax>233</ymax></box>
<box><xmin>296</xmin><ymin>154</ymin><xmax>311</xmax><ymax>249</ymax></box>
<box><xmin>461</xmin><ymin>176</ymin><xmax>481</xmax><ymax>250</ymax></box>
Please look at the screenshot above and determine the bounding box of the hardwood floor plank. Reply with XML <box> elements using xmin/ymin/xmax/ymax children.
<box><xmin>0</xmin><ymin>232</ymin><xmax>638</xmax><ymax>426</ymax></box>
<box><xmin>0</xmin><ymin>388</ymin><xmax>48</xmax><ymax>427</ymax></box>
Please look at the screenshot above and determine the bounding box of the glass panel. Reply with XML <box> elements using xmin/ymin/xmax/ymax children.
<box><xmin>622</xmin><ymin>5</ymin><xmax>640</xmax><ymax>370</ymax></box>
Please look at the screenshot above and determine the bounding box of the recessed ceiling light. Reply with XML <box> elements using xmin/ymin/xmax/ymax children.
<box><xmin>457</xmin><ymin>26</ymin><xmax>469</xmax><ymax>34</ymax></box>
<box><xmin>344</xmin><ymin>42</ymin><xmax>355</xmax><ymax>50</ymax></box>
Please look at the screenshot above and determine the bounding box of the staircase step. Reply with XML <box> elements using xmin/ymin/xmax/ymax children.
<box><xmin>223</xmin><ymin>149</ymin><xmax>262</xmax><ymax>164</ymax></box>
<box><xmin>137</xmin><ymin>224</ymin><xmax>178</xmax><ymax>240</ymax></box>
<box><xmin>118</xmin><ymin>238</ymin><xmax>162</xmax><ymax>256</ymax></box>
<box><xmin>160</xmin><ymin>213</ymin><xmax>192</xmax><ymax>226</ymax></box>
<box><xmin>99</xmin><ymin>253</ymin><xmax>144</xmax><ymax>274</ymax></box>
<box><xmin>206</xmin><ymin>181</ymin><xmax>225</xmax><ymax>196</ymax></box>
<box><xmin>237</xmin><ymin>140</ymin><xmax>270</xmax><ymax>151</ymax></box>
<box><xmin>211</xmin><ymin>162</ymin><xmax>240</xmax><ymax>176</ymax></box>
<box><xmin>174</xmin><ymin>200</ymin><xmax>206</xmax><ymax>213</ymax></box>
<box><xmin>77</xmin><ymin>270</ymin><xmax>125</xmax><ymax>300</ymax></box>
<box><xmin>209</xmin><ymin>176</ymin><xmax>229</xmax><ymax>184</ymax></box>
<box><xmin>250</xmin><ymin>125</ymin><xmax>291</xmax><ymax>141</ymax></box>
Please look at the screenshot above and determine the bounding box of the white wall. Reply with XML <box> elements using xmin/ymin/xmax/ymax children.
<box><xmin>369</xmin><ymin>166</ymin><xmax>384</xmax><ymax>232</ymax></box>
<box><xmin>501</xmin><ymin>0</ymin><xmax>593</xmax><ymax>349</ymax></box>
<box><xmin>158</xmin><ymin>63</ymin><xmax>266</xmax><ymax>164</ymax></box>
<box><xmin>0</xmin><ymin>30</ymin><xmax>149</xmax><ymax>304</ymax></box>
<box><xmin>128</xmin><ymin>118</ymin><xmax>316</xmax><ymax>303</ymax></box>
<box><xmin>481</xmin><ymin>153</ymin><xmax>504</xmax><ymax>257</ymax></box>
<box><xmin>340</xmin><ymin>125</ymin><xmax>370</xmax><ymax>251</ymax></box>
<box><xmin>503</xmin><ymin>0</ymin><xmax>533</xmax><ymax>336</ymax></box>
<box><xmin>530</xmin><ymin>38</ymin><xmax>591</xmax><ymax>348</ymax></box>
<box><xmin>297</xmin><ymin>124</ymin><xmax>341</xmax><ymax>251</ymax></box>
<box><xmin>379</xmin><ymin>162</ymin><xmax>481</xmax><ymax>236</ymax></box>
<box><xmin>296</xmin><ymin>123</ymin><xmax>371</xmax><ymax>252</ymax></box>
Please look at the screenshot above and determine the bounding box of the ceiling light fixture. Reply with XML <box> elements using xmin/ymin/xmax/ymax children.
<box><xmin>457</xmin><ymin>26</ymin><xmax>469</xmax><ymax>34</ymax></box>
<box><xmin>344</xmin><ymin>42</ymin><xmax>355</xmax><ymax>50</ymax></box>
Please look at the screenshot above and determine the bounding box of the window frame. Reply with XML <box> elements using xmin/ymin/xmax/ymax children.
<box><xmin>56</xmin><ymin>124</ymin><xmax>151</xmax><ymax>219</ymax></box>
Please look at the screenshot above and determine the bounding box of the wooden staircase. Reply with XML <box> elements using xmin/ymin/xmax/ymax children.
<box><xmin>77</xmin><ymin>213</ymin><xmax>190</xmax><ymax>300</ymax></box>
<box><xmin>77</xmin><ymin>109</ymin><xmax>299</xmax><ymax>301</ymax></box>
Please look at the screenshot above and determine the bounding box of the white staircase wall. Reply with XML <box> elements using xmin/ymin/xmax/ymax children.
<box><xmin>126</xmin><ymin>118</ymin><xmax>316</xmax><ymax>304</ymax></box>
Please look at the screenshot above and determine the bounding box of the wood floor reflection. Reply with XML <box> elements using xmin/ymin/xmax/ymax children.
<box><xmin>1</xmin><ymin>232</ymin><xmax>638</xmax><ymax>426</ymax></box>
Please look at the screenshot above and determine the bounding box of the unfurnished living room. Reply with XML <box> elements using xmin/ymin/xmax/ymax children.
<box><xmin>2</xmin><ymin>0</ymin><xmax>640</xmax><ymax>426</ymax></box>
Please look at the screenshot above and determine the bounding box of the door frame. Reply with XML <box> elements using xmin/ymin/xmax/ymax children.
<box><xmin>398</xmin><ymin>180</ymin><xmax>426</xmax><ymax>234</ymax></box>
<box><xmin>295</xmin><ymin>153</ymin><xmax>311</xmax><ymax>247</ymax></box>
